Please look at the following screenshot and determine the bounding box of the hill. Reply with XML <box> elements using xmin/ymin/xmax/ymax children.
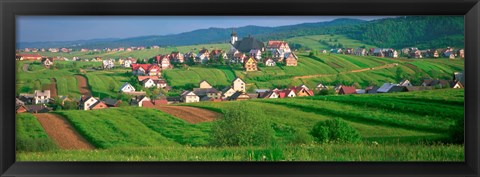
<box><xmin>17</xmin><ymin>89</ymin><xmax>464</xmax><ymax>161</ymax></box>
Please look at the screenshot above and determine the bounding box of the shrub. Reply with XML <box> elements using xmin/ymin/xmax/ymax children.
<box><xmin>211</xmin><ymin>102</ymin><xmax>275</xmax><ymax>146</ymax></box>
<box><xmin>310</xmin><ymin>118</ymin><xmax>361</xmax><ymax>143</ymax></box>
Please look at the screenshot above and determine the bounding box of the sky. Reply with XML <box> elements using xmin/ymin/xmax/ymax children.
<box><xmin>17</xmin><ymin>16</ymin><xmax>391</xmax><ymax>43</ymax></box>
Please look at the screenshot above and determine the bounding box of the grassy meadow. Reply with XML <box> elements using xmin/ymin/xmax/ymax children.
<box><xmin>17</xmin><ymin>89</ymin><xmax>464</xmax><ymax>161</ymax></box>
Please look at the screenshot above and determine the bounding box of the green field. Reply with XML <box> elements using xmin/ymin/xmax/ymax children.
<box><xmin>286</xmin><ymin>34</ymin><xmax>377</xmax><ymax>50</ymax></box>
<box><xmin>17</xmin><ymin>89</ymin><xmax>464</xmax><ymax>161</ymax></box>
<box><xmin>16</xmin><ymin>113</ymin><xmax>58</xmax><ymax>152</ymax></box>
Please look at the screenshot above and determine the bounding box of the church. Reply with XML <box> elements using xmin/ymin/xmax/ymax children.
<box><xmin>229</xmin><ymin>31</ymin><xmax>265</xmax><ymax>53</ymax></box>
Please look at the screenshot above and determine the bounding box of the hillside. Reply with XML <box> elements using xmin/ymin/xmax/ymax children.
<box><xmin>17</xmin><ymin>89</ymin><xmax>464</xmax><ymax>161</ymax></box>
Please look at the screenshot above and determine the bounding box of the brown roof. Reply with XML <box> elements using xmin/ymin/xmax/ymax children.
<box><xmin>339</xmin><ymin>86</ymin><xmax>357</xmax><ymax>94</ymax></box>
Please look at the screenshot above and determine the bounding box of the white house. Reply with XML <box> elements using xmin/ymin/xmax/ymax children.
<box><xmin>124</xmin><ymin>59</ymin><xmax>132</xmax><ymax>67</ymax></box>
<box><xmin>119</xmin><ymin>83</ymin><xmax>136</xmax><ymax>93</ymax></box>
<box><xmin>249</xmin><ymin>49</ymin><xmax>262</xmax><ymax>60</ymax></box>
<box><xmin>399</xmin><ymin>79</ymin><xmax>412</xmax><ymax>86</ymax></box>
<box><xmin>33</xmin><ymin>90</ymin><xmax>51</xmax><ymax>104</ymax></box>
<box><xmin>264</xmin><ymin>58</ymin><xmax>276</xmax><ymax>66</ymax></box>
<box><xmin>221</xmin><ymin>87</ymin><xmax>236</xmax><ymax>99</ymax></box>
<box><xmin>232</xmin><ymin>77</ymin><xmax>246</xmax><ymax>93</ymax></box>
<box><xmin>181</xmin><ymin>91</ymin><xmax>199</xmax><ymax>103</ymax></box>
<box><xmin>142</xmin><ymin>78</ymin><xmax>156</xmax><ymax>88</ymax></box>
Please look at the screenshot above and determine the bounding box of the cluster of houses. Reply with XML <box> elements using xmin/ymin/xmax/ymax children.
<box><xmin>16</xmin><ymin>90</ymin><xmax>54</xmax><ymax>113</ymax></box>
<box><xmin>331</xmin><ymin>71</ymin><xmax>465</xmax><ymax>95</ymax></box>
<box><xmin>327</xmin><ymin>46</ymin><xmax>464</xmax><ymax>59</ymax></box>
<box><xmin>18</xmin><ymin>46</ymin><xmax>154</xmax><ymax>53</ymax></box>
<box><xmin>178</xmin><ymin>78</ymin><xmax>315</xmax><ymax>103</ymax></box>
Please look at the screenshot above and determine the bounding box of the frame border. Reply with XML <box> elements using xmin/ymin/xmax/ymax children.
<box><xmin>1</xmin><ymin>0</ymin><xmax>479</xmax><ymax>176</ymax></box>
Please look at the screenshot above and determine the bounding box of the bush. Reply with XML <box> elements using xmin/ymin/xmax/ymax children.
<box><xmin>211</xmin><ymin>102</ymin><xmax>275</xmax><ymax>146</ymax></box>
<box><xmin>310</xmin><ymin>118</ymin><xmax>361</xmax><ymax>143</ymax></box>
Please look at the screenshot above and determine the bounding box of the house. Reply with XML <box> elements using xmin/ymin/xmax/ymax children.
<box><xmin>17</xmin><ymin>54</ymin><xmax>43</xmax><ymax>60</ymax></box>
<box><xmin>119</xmin><ymin>82</ymin><xmax>136</xmax><ymax>93</ymax></box>
<box><xmin>41</xmin><ymin>57</ymin><xmax>53</xmax><ymax>68</ymax></box>
<box><xmin>338</xmin><ymin>86</ymin><xmax>357</xmax><ymax>95</ymax></box>
<box><xmin>284</xmin><ymin>52</ymin><xmax>298</xmax><ymax>66</ymax></box>
<box><xmin>181</xmin><ymin>91</ymin><xmax>199</xmax><ymax>103</ymax></box>
<box><xmin>197</xmin><ymin>80</ymin><xmax>212</xmax><ymax>89</ymax></box>
<box><xmin>356</xmin><ymin>89</ymin><xmax>366</xmax><ymax>94</ymax></box>
<box><xmin>33</xmin><ymin>90</ymin><xmax>51</xmax><ymax>104</ymax></box>
<box><xmin>232</xmin><ymin>52</ymin><xmax>247</xmax><ymax>64</ymax></box>
<box><xmin>210</xmin><ymin>49</ymin><xmax>227</xmax><ymax>61</ymax></box>
<box><xmin>457</xmin><ymin>49</ymin><xmax>465</xmax><ymax>58</ymax></box>
<box><xmin>453</xmin><ymin>71</ymin><xmax>465</xmax><ymax>87</ymax></box>
<box><xmin>221</xmin><ymin>87</ymin><xmax>236</xmax><ymax>99</ymax></box>
<box><xmin>266</xmin><ymin>40</ymin><xmax>291</xmax><ymax>53</ymax></box>
<box><xmin>156</xmin><ymin>55</ymin><xmax>172</xmax><ymax>69</ymax></box>
<box><xmin>271</xmin><ymin>49</ymin><xmax>284</xmax><ymax>62</ymax></box>
<box><xmin>388</xmin><ymin>86</ymin><xmax>407</xmax><ymax>93</ymax></box>
<box><xmin>102</xmin><ymin>60</ymin><xmax>114</xmax><ymax>69</ymax></box>
<box><xmin>249</xmin><ymin>49</ymin><xmax>262</xmax><ymax>60</ymax></box>
<box><xmin>384</xmin><ymin>49</ymin><xmax>398</xmax><ymax>58</ymax></box>
<box><xmin>25</xmin><ymin>104</ymin><xmax>52</xmax><ymax>113</ymax></box>
<box><xmin>344</xmin><ymin>48</ymin><xmax>355</xmax><ymax>55</ymax></box>
<box><xmin>232</xmin><ymin>77</ymin><xmax>246</xmax><ymax>93</ymax></box>
<box><xmin>331</xmin><ymin>48</ymin><xmax>343</xmax><ymax>54</ymax></box>
<box><xmin>193</xmin><ymin>88</ymin><xmax>221</xmax><ymax>100</ymax></box>
<box><xmin>321</xmin><ymin>50</ymin><xmax>328</xmax><ymax>54</ymax></box>
<box><xmin>450</xmin><ymin>81</ymin><xmax>464</xmax><ymax>88</ymax></box>
<box><xmin>365</xmin><ymin>86</ymin><xmax>380</xmax><ymax>94</ymax></box>
<box><xmin>229</xmin><ymin>91</ymin><xmax>250</xmax><ymax>101</ymax></box>
<box><xmin>131</xmin><ymin>64</ymin><xmax>161</xmax><ymax>76</ymax></box>
<box><xmin>377</xmin><ymin>83</ymin><xmax>399</xmax><ymax>93</ymax></box>
<box><xmin>121</xmin><ymin>59</ymin><xmax>132</xmax><ymax>67</ymax></box>
<box><xmin>399</xmin><ymin>79</ymin><xmax>412</xmax><ymax>86</ymax></box>
<box><xmin>130</xmin><ymin>95</ymin><xmax>151</xmax><ymax>107</ymax></box>
<box><xmin>155</xmin><ymin>79</ymin><xmax>169</xmax><ymax>90</ymax></box>
<box><xmin>170</xmin><ymin>51</ymin><xmax>185</xmax><ymax>63</ymax></box>
<box><xmin>426</xmin><ymin>49</ymin><xmax>440</xmax><ymax>58</ymax></box>
<box><xmin>355</xmin><ymin>48</ymin><xmax>366</xmax><ymax>56</ymax></box>
<box><xmin>264</xmin><ymin>58</ymin><xmax>276</xmax><ymax>67</ymax></box>
<box><xmin>370</xmin><ymin>48</ymin><xmax>384</xmax><ymax>57</ymax></box>
<box><xmin>16</xmin><ymin>105</ymin><xmax>29</xmax><ymax>113</ymax></box>
<box><xmin>78</xmin><ymin>95</ymin><xmax>107</xmax><ymax>110</ymax></box>
<box><xmin>227</xmin><ymin>49</ymin><xmax>240</xmax><ymax>61</ymax></box>
<box><xmin>334</xmin><ymin>84</ymin><xmax>343</xmax><ymax>93</ymax></box>
<box><xmin>57</xmin><ymin>95</ymin><xmax>72</xmax><ymax>106</ymax></box>
<box><xmin>421</xmin><ymin>79</ymin><xmax>451</xmax><ymax>88</ymax></box>
<box><xmin>230</xmin><ymin>34</ymin><xmax>265</xmax><ymax>53</ymax></box>
<box><xmin>259</xmin><ymin>91</ymin><xmax>279</xmax><ymax>99</ymax></box>
<box><xmin>278</xmin><ymin>89</ymin><xmax>296</xmax><ymax>98</ymax></box>
<box><xmin>141</xmin><ymin>78</ymin><xmax>156</xmax><ymax>88</ymax></box>
<box><xmin>244</xmin><ymin>57</ymin><xmax>258</xmax><ymax>71</ymax></box>
<box><xmin>197</xmin><ymin>49</ymin><xmax>210</xmax><ymax>63</ymax></box>
<box><xmin>315</xmin><ymin>83</ymin><xmax>327</xmax><ymax>91</ymax></box>
<box><xmin>290</xmin><ymin>86</ymin><xmax>314</xmax><ymax>97</ymax></box>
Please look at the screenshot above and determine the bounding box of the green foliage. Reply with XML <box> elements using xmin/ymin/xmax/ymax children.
<box><xmin>211</xmin><ymin>103</ymin><xmax>275</xmax><ymax>146</ymax></box>
<box><xmin>16</xmin><ymin>113</ymin><xmax>59</xmax><ymax>152</ymax></box>
<box><xmin>448</xmin><ymin>117</ymin><xmax>464</xmax><ymax>144</ymax></box>
<box><xmin>311</xmin><ymin>118</ymin><xmax>361</xmax><ymax>143</ymax></box>
<box><xmin>317</xmin><ymin>88</ymin><xmax>335</xmax><ymax>95</ymax></box>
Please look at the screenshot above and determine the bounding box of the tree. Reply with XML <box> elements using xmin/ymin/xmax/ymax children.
<box><xmin>211</xmin><ymin>103</ymin><xmax>275</xmax><ymax>146</ymax></box>
<box><xmin>310</xmin><ymin>118</ymin><xmax>361</xmax><ymax>143</ymax></box>
<box><xmin>218</xmin><ymin>54</ymin><xmax>225</xmax><ymax>65</ymax></box>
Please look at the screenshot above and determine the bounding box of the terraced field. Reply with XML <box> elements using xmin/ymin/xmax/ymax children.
<box><xmin>17</xmin><ymin>89</ymin><xmax>464</xmax><ymax>161</ymax></box>
<box><xmin>286</xmin><ymin>34</ymin><xmax>377</xmax><ymax>50</ymax></box>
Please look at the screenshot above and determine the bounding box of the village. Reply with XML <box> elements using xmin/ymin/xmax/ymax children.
<box><xmin>15</xmin><ymin>32</ymin><xmax>465</xmax><ymax>114</ymax></box>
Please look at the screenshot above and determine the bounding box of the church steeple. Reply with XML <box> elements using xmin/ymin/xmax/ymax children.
<box><xmin>230</xmin><ymin>29</ymin><xmax>238</xmax><ymax>45</ymax></box>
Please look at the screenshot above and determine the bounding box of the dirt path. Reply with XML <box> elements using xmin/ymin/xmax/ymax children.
<box><xmin>34</xmin><ymin>113</ymin><xmax>95</xmax><ymax>150</ymax></box>
<box><xmin>155</xmin><ymin>106</ymin><xmax>220</xmax><ymax>124</ymax></box>
<box><xmin>48</xmin><ymin>78</ymin><xmax>58</xmax><ymax>97</ymax></box>
<box><xmin>75</xmin><ymin>75</ymin><xmax>91</xmax><ymax>96</ymax></box>
<box><xmin>293</xmin><ymin>63</ymin><xmax>398</xmax><ymax>80</ymax></box>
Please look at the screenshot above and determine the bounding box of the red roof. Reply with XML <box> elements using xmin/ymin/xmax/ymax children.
<box><xmin>137</xmin><ymin>76</ymin><xmax>159</xmax><ymax>82</ymax></box>
<box><xmin>131</xmin><ymin>64</ymin><xmax>160</xmax><ymax>72</ymax></box>
<box><xmin>267</xmin><ymin>41</ymin><xmax>288</xmax><ymax>49</ymax></box>
<box><xmin>339</xmin><ymin>86</ymin><xmax>357</xmax><ymax>94</ymax></box>
<box><xmin>142</xmin><ymin>100</ymin><xmax>155</xmax><ymax>108</ymax></box>
<box><xmin>20</xmin><ymin>54</ymin><xmax>42</xmax><ymax>59</ymax></box>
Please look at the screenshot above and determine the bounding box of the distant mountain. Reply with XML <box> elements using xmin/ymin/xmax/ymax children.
<box><xmin>17</xmin><ymin>18</ymin><xmax>367</xmax><ymax>49</ymax></box>
<box><xmin>17</xmin><ymin>16</ymin><xmax>464</xmax><ymax>50</ymax></box>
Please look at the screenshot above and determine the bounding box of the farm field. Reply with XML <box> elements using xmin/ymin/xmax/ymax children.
<box><xmin>286</xmin><ymin>34</ymin><xmax>377</xmax><ymax>50</ymax></box>
<box><xmin>17</xmin><ymin>89</ymin><xmax>464</xmax><ymax>161</ymax></box>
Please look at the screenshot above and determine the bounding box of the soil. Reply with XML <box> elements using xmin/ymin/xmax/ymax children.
<box><xmin>34</xmin><ymin>113</ymin><xmax>95</xmax><ymax>150</ymax></box>
<box><xmin>49</xmin><ymin>78</ymin><xmax>58</xmax><ymax>97</ymax></box>
<box><xmin>155</xmin><ymin>105</ymin><xmax>220</xmax><ymax>124</ymax></box>
<box><xmin>75</xmin><ymin>75</ymin><xmax>91</xmax><ymax>96</ymax></box>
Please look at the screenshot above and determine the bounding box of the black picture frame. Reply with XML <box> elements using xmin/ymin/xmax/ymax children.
<box><xmin>1</xmin><ymin>0</ymin><xmax>479</xmax><ymax>176</ymax></box>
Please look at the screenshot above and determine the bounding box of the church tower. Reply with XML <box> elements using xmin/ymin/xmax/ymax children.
<box><xmin>230</xmin><ymin>30</ymin><xmax>238</xmax><ymax>45</ymax></box>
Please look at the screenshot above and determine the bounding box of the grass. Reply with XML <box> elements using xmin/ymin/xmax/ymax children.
<box><xmin>16</xmin><ymin>113</ymin><xmax>59</xmax><ymax>152</ymax></box>
<box><xmin>286</xmin><ymin>34</ymin><xmax>377</xmax><ymax>50</ymax></box>
<box><xmin>163</xmin><ymin>66</ymin><xmax>232</xmax><ymax>88</ymax></box>
<box><xmin>17</xmin><ymin>143</ymin><xmax>463</xmax><ymax>161</ymax></box>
